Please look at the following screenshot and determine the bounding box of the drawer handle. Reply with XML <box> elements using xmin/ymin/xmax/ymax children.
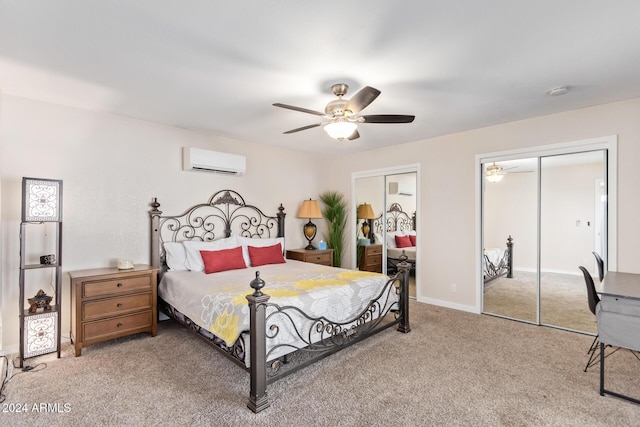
<box><xmin>117</xmin><ymin>283</ymin><xmax>123</xmax><ymax>288</ymax></box>
<box><xmin>117</xmin><ymin>322</ymin><xmax>123</xmax><ymax>328</ymax></box>
<box><xmin>117</xmin><ymin>303</ymin><xmax>123</xmax><ymax>308</ymax></box>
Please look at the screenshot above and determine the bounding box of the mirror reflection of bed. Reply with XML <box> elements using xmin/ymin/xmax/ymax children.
<box><xmin>372</xmin><ymin>203</ymin><xmax>417</xmax><ymax>298</ymax></box>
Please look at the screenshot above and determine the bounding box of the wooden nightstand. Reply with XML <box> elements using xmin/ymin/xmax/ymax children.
<box><xmin>286</xmin><ymin>248</ymin><xmax>334</xmax><ymax>266</ymax></box>
<box><xmin>359</xmin><ymin>244</ymin><xmax>383</xmax><ymax>273</ymax></box>
<box><xmin>69</xmin><ymin>264</ymin><xmax>158</xmax><ymax>356</ymax></box>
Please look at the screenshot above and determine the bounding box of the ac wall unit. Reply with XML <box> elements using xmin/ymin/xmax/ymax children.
<box><xmin>388</xmin><ymin>181</ymin><xmax>414</xmax><ymax>196</ymax></box>
<box><xmin>182</xmin><ymin>147</ymin><xmax>246</xmax><ymax>175</ymax></box>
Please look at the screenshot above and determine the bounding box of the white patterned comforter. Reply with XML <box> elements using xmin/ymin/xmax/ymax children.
<box><xmin>158</xmin><ymin>260</ymin><xmax>397</xmax><ymax>365</ymax></box>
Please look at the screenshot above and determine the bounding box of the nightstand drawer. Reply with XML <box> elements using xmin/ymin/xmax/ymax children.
<box><xmin>306</xmin><ymin>252</ymin><xmax>332</xmax><ymax>265</ymax></box>
<box><xmin>83</xmin><ymin>293</ymin><xmax>152</xmax><ymax>320</ymax></box>
<box><xmin>367</xmin><ymin>245</ymin><xmax>383</xmax><ymax>256</ymax></box>
<box><xmin>359</xmin><ymin>244</ymin><xmax>383</xmax><ymax>273</ymax></box>
<box><xmin>83</xmin><ymin>311</ymin><xmax>152</xmax><ymax>341</ymax></box>
<box><xmin>363</xmin><ymin>258</ymin><xmax>382</xmax><ymax>268</ymax></box>
<box><xmin>83</xmin><ymin>275</ymin><xmax>152</xmax><ymax>298</ymax></box>
<box><xmin>286</xmin><ymin>249</ymin><xmax>334</xmax><ymax>266</ymax></box>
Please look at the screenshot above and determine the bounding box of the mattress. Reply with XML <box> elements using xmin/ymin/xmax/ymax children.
<box><xmin>158</xmin><ymin>259</ymin><xmax>397</xmax><ymax>365</ymax></box>
<box><xmin>387</xmin><ymin>246</ymin><xmax>416</xmax><ymax>261</ymax></box>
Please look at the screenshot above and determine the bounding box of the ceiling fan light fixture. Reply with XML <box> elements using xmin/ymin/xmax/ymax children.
<box><xmin>486</xmin><ymin>173</ymin><xmax>504</xmax><ymax>183</ymax></box>
<box><xmin>485</xmin><ymin>163</ymin><xmax>504</xmax><ymax>183</ymax></box>
<box><xmin>324</xmin><ymin>120</ymin><xmax>357</xmax><ymax>140</ymax></box>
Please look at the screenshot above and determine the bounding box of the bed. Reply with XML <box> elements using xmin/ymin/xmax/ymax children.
<box><xmin>372</xmin><ymin>203</ymin><xmax>417</xmax><ymax>274</ymax></box>
<box><xmin>483</xmin><ymin>236</ymin><xmax>513</xmax><ymax>283</ymax></box>
<box><xmin>149</xmin><ymin>190</ymin><xmax>411</xmax><ymax>412</ymax></box>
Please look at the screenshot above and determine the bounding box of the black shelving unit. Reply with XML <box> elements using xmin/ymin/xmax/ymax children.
<box><xmin>18</xmin><ymin>178</ymin><xmax>63</xmax><ymax>368</ymax></box>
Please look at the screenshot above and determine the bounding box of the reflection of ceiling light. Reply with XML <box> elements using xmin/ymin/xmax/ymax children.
<box><xmin>486</xmin><ymin>173</ymin><xmax>504</xmax><ymax>183</ymax></box>
<box><xmin>548</xmin><ymin>86</ymin><xmax>569</xmax><ymax>96</ymax></box>
<box><xmin>324</xmin><ymin>120</ymin><xmax>357</xmax><ymax>140</ymax></box>
<box><xmin>485</xmin><ymin>163</ymin><xmax>504</xmax><ymax>183</ymax></box>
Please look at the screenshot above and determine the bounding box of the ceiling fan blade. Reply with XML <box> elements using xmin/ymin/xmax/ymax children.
<box><xmin>362</xmin><ymin>114</ymin><xmax>415</xmax><ymax>123</ymax></box>
<box><xmin>273</xmin><ymin>103</ymin><xmax>325</xmax><ymax>116</ymax></box>
<box><xmin>344</xmin><ymin>86</ymin><xmax>381</xmax><ymax>115</ymax></box>
<box><xmin>347</xmin><ymin>129</ymin><xmax>360</xmax><ymax>140</ymax></box>
<box><xmin>283</xmin><ymin>123</ymin><xmax>321</xmax><ymax>134</ymax></box>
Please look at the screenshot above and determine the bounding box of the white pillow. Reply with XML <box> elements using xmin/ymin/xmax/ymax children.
<box><xmin>183</xmin><ymin>237</ymin><xmax>241</xmax><ymax>272</ymax></box>
<box><xmin>373</xmin><ymin>233</ymin><xmax>384</xmax><ymax>245</ymax></box>
<box><xmin>164</xmin><ymin>242</ymin><xmax>188</xmax><ymax>271</ymax></box>
<box><xmin>386</xmin><ymin>231</ymin><xmax>399</xmax><ymax>248</ymax></box>
<box><xmin>236</xmin><ymin>236</ymin><xmax>285</xmax><ymax>266</ymax></box>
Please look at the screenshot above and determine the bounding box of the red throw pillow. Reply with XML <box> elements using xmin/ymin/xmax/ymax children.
<box><xmin>409</xmin><ymin>234</ymin><xmax>416</xmax><ymax>246</ymax></box>
<box><xmin>248</xmin><ymin>243</ymin><xmax>286</xmax><ymax>267</ymax></box>
<box><xmin>395</xmin><ymin>235</ymin><xmax>412</xmax><ymax>248</ymax></box>
<box><xmin>200</xmin><ymin>247</ymin><xmax>247</xmax><ymax>274</ymax></box>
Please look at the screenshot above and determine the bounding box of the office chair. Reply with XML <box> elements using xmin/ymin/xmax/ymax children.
<box><xmin>592</xmin><ymin>252</ymin><xmax>604</xmax><ymax>282</ymax></box>
<box><xmin>579</xmin><ymin>266</ymin><xmax>602</xmax><ymax>372</ymax></box>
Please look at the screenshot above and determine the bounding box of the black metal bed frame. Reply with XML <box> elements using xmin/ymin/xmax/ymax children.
<box><xmin>483</xmin><ymin>236</ymin><xmax>514</xmax><ymax>283</ymax></box>
<box><xmin>373</xmin><ymin>203</ymin><xmax>416</xmax><ymax>274</ymax></box>
<box><xmin>373</xmin><ymin>202</ymin><xmax>416</xmax><ymax>236</ymax></box>
<box><xmin>149</xmin><ymin>190</ymin><xmax>411</xmax><ymax>412</ymax></box>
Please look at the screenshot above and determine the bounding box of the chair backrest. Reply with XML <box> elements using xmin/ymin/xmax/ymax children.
<box><xmin>579</xmin><ymin>266</ymin><xmax>600</xmax><ymax>315</ymax></box>
<box><xmin>592</xmin><ymin>251</ymin><xmax>604</xmax><ymax>282</ymax></box>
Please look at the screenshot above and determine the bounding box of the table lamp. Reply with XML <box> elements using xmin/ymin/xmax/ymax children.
<box><xmin>357</xmin><ymin>203</ymin><xmax>376</xmax><ymax>243</ymax></box>
<box><xmin>297</xmin><ymin>199</ymin><xmax>323</xmax><ymax>250</ymax></box>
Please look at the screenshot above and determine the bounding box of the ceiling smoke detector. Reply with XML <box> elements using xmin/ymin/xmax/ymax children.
<box><xmin>548</xmin><ymin>86</ymin><xmax>569</xmax><ymax>96</ymax></box>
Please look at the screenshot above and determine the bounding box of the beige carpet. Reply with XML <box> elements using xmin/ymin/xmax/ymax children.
<box><xmin>484</xmin><ymin>271</ymin><xmax>597</xmax><ymax>334</ymax></box>
<box><xmin>3</xmin><ymin>301</ymin><xmax>639</xmax><ymax>426</ymax></box>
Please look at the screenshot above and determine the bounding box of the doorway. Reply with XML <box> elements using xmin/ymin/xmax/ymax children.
<box><xmin>478</xmin><ymin>136</ymin><xmax>617</xmax><ymax>334</ymax></box>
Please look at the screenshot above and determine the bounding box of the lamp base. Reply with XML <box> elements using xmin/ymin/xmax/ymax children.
<box><xmin>303</xmin><ymin>220</ymin><xmax>318</xmax><ymax>250</ymax></box>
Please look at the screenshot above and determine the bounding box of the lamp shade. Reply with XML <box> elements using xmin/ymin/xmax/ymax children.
<box><xmin>357</xmin><ymin>203</ymin><xmax>376</xmax><ymax>219</ymax></box>
<box><xmin>323</xmin><ymin>121</ymin><xmax>357</xmax><ymax>140</ymax></box>
<box><xmin>297</xmin><ymin>199</ymin><xmax>323</xmax><ymax>219</ymax></box>
<box><xmin>22</xmin><ymin>177</ymin><xmax>63</xmax><ymax>222</ymax></box>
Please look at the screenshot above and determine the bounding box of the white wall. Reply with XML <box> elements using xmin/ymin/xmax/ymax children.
<box><xmin>0</xmin><ymin>95</ymin><xmax>331</xmax><ymax>351</ymax></box>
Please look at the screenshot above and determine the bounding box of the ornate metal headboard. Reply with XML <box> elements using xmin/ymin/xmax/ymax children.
<box><xmin>373</xmin><ymin>203</ymin><xmax>416</xmax><ymax>234</ymax></box>
<box><xmin>149</xmin><ymin>190</ymin><xmax>285</xmax><ymax>272</ymax></box>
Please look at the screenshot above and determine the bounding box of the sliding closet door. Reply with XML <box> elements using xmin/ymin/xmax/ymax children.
<box><xmin>482</xmin><ymin>158</ymin><xmax>538</xmax><ymax>323</ymax></box>
<box><xmin>539</xmin><ymin>151</ymin><xmax>605</xmax><ymax>333</ymax></box>
<box><xmin>353</xmin><ymin>168</ymin><xmax>418</xmax><ymax>299</ymax></box>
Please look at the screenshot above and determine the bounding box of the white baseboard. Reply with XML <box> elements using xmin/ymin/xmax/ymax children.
<box><xmin>416</xmin><ymin>296</ymin><xmax>480</xmax><ymax>314</ymax></box>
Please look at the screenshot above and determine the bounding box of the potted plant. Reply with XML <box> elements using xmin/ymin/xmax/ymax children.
<box><xmin>319</xmin><ymin>191</ymin><xmax>347</xmax><ymax>267</ymax></box>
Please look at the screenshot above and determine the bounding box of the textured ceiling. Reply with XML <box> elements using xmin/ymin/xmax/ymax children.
<box><xmin>1</xmin><ymin>1</ymin><xmax>640</xmax><ymax>154</ymax></box>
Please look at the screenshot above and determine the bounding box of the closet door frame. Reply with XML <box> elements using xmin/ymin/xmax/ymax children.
<box><xmin>475</xmin><ymin>135</ymin><xmax>618</xmax><ymax>314</ymax></box>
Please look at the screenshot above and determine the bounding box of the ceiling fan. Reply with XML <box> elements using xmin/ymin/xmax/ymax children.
<box><xmin>485</xmin><ymin>162</ymin><xmax>531</xmax><ymax>182</ymax></box>
<box><xmin>273</xmin><ymin>83</ymin><xmax>415</xmax><ymax>141</ymax></box>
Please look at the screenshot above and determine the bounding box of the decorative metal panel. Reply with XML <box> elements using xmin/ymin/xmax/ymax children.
<box><xmin>22</xmin><ymin>177</ymin><xmax>62</xmax><ymax>222</ymax></box>
<box><xmin>23</xmin><ymin>311</ymin><xmax>58</xmax><ymax>358</ymax></box>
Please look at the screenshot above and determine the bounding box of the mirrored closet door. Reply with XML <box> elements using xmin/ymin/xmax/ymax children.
<box><xmin>482</xmin><ymin>157</ymin><xmax>538</xmax><ymax>323</ymax></box>
<box><xmin>354</xmin><ymin>170</ymin><xmax>418</xmax><ymax>299</ymax></box>
<box><xmin>482</xmin><ymin>150</ymin><xmax>606</xmax><ymax>334</ymax></box>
